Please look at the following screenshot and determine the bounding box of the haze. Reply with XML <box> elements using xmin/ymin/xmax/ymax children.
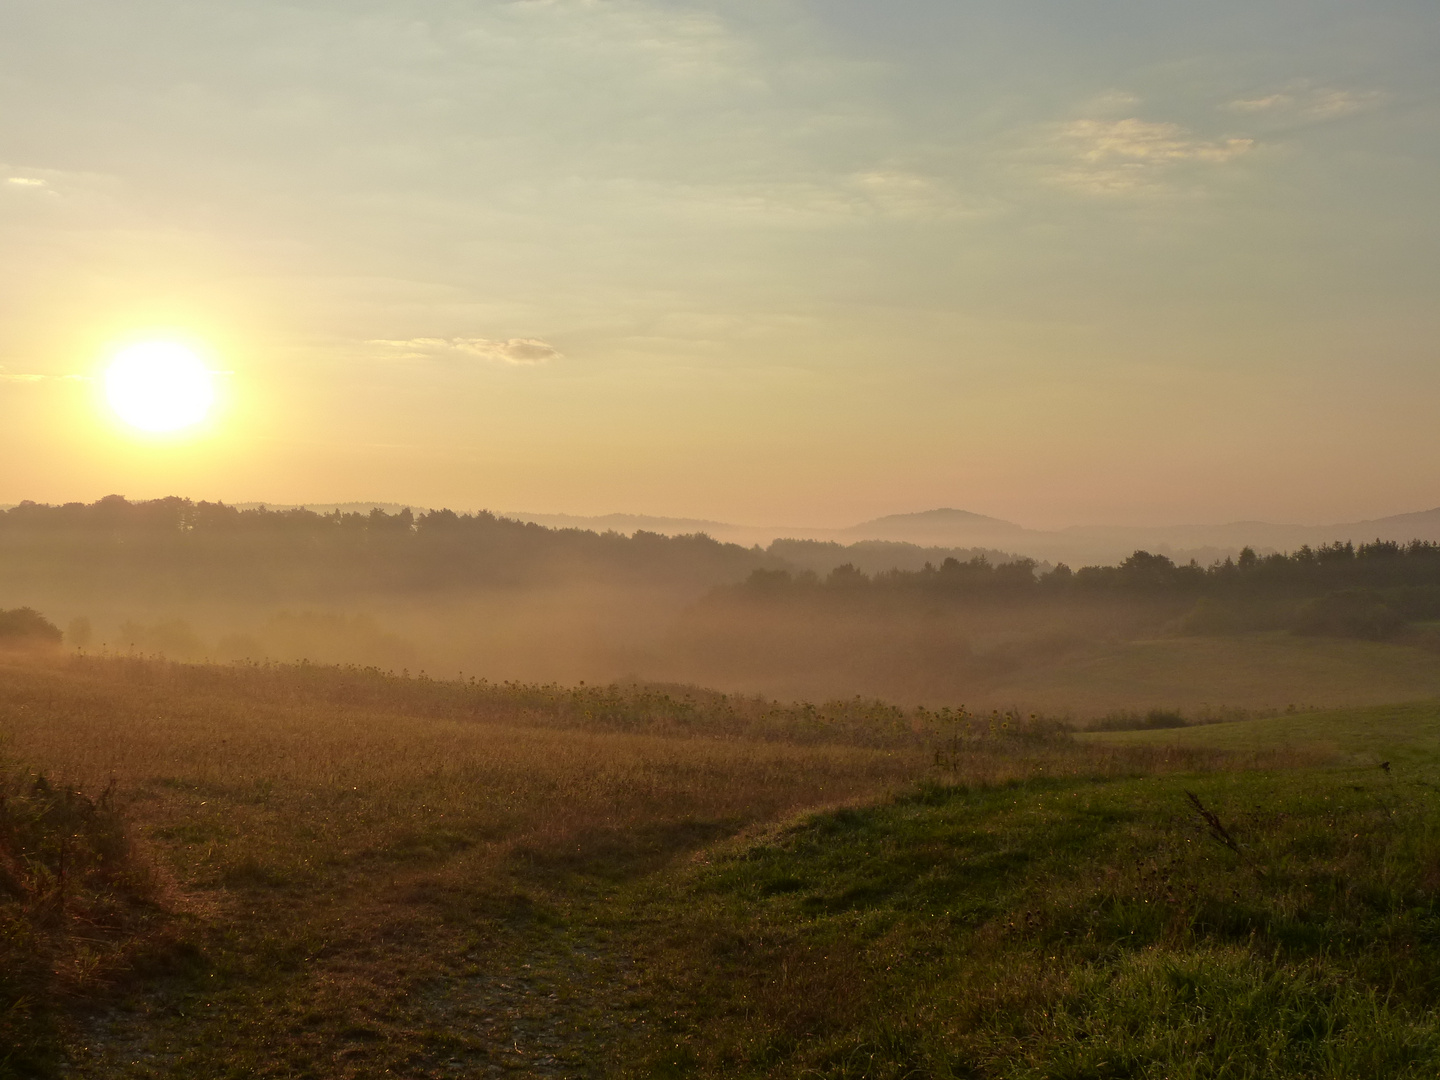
<box><xmin>10</xmin><ymin>12</ymin><xmax>1440</xmax><ymax>1069</ymax></box>
<box><xmin>2</xmin><ymin>1</ymin><xmax>1439</xmax><ymax>529</ymax></box>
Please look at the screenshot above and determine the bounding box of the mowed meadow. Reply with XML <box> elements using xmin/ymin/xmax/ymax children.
<box><xmin>5</xmin><ymin>652</ymin><xmax>1440</xmax><ymax>1078</ymax></box>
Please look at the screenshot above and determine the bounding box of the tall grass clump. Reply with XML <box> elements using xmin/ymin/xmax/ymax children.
<box><xmin>1</xmin><ymin>767</ymin><xmax>158</xmax><ymax>1077</ymax></box>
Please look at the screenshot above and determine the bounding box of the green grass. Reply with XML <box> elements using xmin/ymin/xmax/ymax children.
<box><xmin>987</xmin><ymin>633</ymin><xmax>1440</xmax><ymax>715</ymax></box>
<box><xmin>603</xmin><ymin>706</ymin><xmax>1440</xmax><ymax>1078</ymax></box>
<box><xmin>1086</xmin><ymin>699</ymin><xmax>1440</xmax><ymax>767</ymax></box>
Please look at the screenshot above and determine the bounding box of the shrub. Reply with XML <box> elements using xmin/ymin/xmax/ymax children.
<box><xmin>1091</xmin><ymin>708</ymin><xmax>1188</xmax><ymax>731</ymax></box>
<box><xmin>1292</xmin><ymin>590</ymin><xmax>1406</xmax><ymax>640</ymax></box>
<box><xmin>0</xmin><ymin>607</ymin><xmax>62</xmax><ymax>650</ymax></box>
<box><xmin>1</xmin><ymin>770</ymin><xmax>156</xmax><ymax>1076</ymax></box>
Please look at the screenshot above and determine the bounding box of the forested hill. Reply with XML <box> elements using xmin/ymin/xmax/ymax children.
<box><xmin>740</xmin><ymin>542</ymin><xmax>1440</xmax><ymax>596</ymax></box>
<box><xmin>0</xmin><ymin>496</ymin><xmax>767</xmax><ymax>602</ymax></box>
<box><xmin>0</xmin><ymin>497</ymin><xmax>1035</xmax><ymax>606</ymax></box>
<box><xmin>722</xmin><ymin>543</ymin><xmax>1440</xmax><ymax>640</ymax></box>
<box><xmin>11</xmin><ymin>497</ymin><xmax>1437</xmax><ymax>640</ymax></box>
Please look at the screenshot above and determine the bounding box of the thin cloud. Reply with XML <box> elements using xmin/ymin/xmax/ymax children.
<box><xmin>4</xmin><ymin>175</ymin><xmax>59</xmax><ymax>198</ymax></box>
<box><xmin>452</xmin><ymin>338</ymin><xmax>561</xmax><ymax>364</ymax></box>
<box><xmin>1229</xmin><ymin>94</ymin><xmax>1291</xmax><ymax>113</ymax></box>
<box><xmin>0</xmin><ymin>367</ymin><xmax>84</xmax><ymax>383</ymax></box>
<box><xmin>2</xmin><ymin>164</ymin><xmax>120</xmax><ymax>200</ymax></box>
<box><xmin>1308</xmin><ymin>90</ymin><xmax>1384</xmax><ymax>118</ymax></box>
<box><xmin>369</xmin><ymin>337</ymin><xmax>562</xmax><ymax>365</ymax></box>
<box><xmin>1228</xmin><ymin>86</ymin><xmax>1383</xmax><ymax>120</ymax></box>
<box><xmin>641</xmin><ymin>168</ymin><xmax>990</xmax><ymax>229</ymax></box>
<box><xmin>849</xmin><ymin>170</ymin><xmax>970</xmax><ymax>219</ymax></box>
<box><xmin>1040</xmin><ymin>117</ymin><xmax>1253</xmax><ymax>194</ymax></box>
<box><xmin>1065</xmin><ymin>119</ymin><xmax>1252</xmax><ymax>164</ymax></box>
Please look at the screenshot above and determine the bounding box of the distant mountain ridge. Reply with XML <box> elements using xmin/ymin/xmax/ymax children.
<box><xmin>505</xmin><ymin>504</ymin><xmax>1440</xmax><ymax>567</ymax></box>
<box><xmin>233</xmin><ymin>501</ymin><xmax>419</xmax><ymax>516</ymax></box>
<box><xmin>503</xmin><ymin>511</ymin><xmax>735</xmax><ymax>536</ymax></box>
<box><xmin>843</xmin><ymin>508</ymin><xmax>1026</xmax><ymax>544</ymax></box>
<box><xmin>158</xmin><ymin>500</ymin><xmax>1440</xmax><ymax>569</ymax></box>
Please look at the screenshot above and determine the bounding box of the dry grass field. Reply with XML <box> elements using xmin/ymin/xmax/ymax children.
<box><xmin>0</xmin><ymin>655</ymin><xmax>938</xmax><ymax>1076</ymax></box>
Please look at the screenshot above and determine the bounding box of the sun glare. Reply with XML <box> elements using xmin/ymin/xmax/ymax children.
<box><xmin>104</xmin><ymin>342</ymin><xmax>217</xmax><ymax>433</ymax></box>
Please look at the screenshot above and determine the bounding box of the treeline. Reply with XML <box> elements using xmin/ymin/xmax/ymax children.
<box><xmin>0</xmin><ymin>496</ymin><xmax>1044</xmax><ymax>606</ymax></box>
<box><xmin>8</xmin><ymin>497</ymin><xmax>1440</xmax><ymax>645</ymax></box>
<box><xmin>737</xmin><ymin>542</ymin><xmax>1440</xmax><ymax>596</ymax></box>
<box><xmin>0</xmin><ymin>496</ymin><xmax>766</xmax><ymax>601</ymax></box>
<box><xmin>764</xmin><ymin>538</ymin><xmax>1031</xmax><ymax>577</ymax></box>
<box><xmin>725</xmin><ymin>542</ymin><xmax>1440</xmax><ymax>641</ymax></box>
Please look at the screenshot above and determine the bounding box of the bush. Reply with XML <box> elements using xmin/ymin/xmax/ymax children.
<box><xmin>1091</xmin><ymin>708</ymin><xmax>1188</xmax><ymax>731</ymax></box>
<box><xmin>0</xmin><ymin>607</ymin><xmax>62</xmax><ymax>649</ymax></box>
<box><xmin>1292</xmin><ymin>590</ymin><xmax>1406</xmax><ymax>640</ymax></box>
<box><xmin>1</xmin><ymin>770</ymin><xmax>157</xmax><ymax>1076</ymax></box>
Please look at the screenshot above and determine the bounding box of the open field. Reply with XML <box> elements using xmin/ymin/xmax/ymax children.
<box><xmin>670</xmin><ymin>627</ymin><xmax>1440</xmax><ymax>715</ymax></box>
<box><xmin>4</xmin><ymin>656</ymin><xmax>1440</xmax><ymax>1077</ymax></box>
<box><xmin>984</xmin><ymin>633</ymin><xmax>1440</xmax><ymax>716</ymax></box>
<box><xmin>1086</xmin><ymin>698</ymin><xmax>1440</xmax><ymax>763</ymax></box>
<box><xmin>56</xmin><ymin>621</ymin><xmax>1440</xmax><ymax>718</ymax></box>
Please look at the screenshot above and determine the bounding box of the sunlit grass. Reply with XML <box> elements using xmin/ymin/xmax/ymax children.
<box><xmin>4</xmin><ymin>655</ymin><xmax>1438</xmax><ymax>1077</ymax></box>
<box><xmin>2</xmin><ymin>655</ymin><xmax>942</xmax><ymax>1076</ymax></box>
<box><xmin>620</xmin><ymin>754</ymin><xmax>1440</xmax><ymax>1078</ymax></box>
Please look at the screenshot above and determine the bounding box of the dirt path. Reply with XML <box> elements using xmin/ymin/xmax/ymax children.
<box><xmin>65</xmin><ymin>913</ymin><xmax>649</xmax><ymax>1079</ymax></box>
<box><xmin>419</xmin><ymin>932</ymin><xmax>647</xmax><ymax>1078</ymax></box>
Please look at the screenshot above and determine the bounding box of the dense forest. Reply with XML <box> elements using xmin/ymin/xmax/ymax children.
<box><xmin>726</xmin><ymin>541</ymin><xmax>1440</xmax><ymax>639</ymax></box>
<box><xmin>6</xmin><ymin>497</ymin><xmax>1439</xmax><ymax>645</ymax></box>
<box><xmin>0</xmin><ymin>498</ymin><xmax>1034</xmax><ymax>689</ymax></box>
<box><xmin>0</xmin><ymin>496</ymin><xmax>765</xmax><ymax>601</ymax></box>
<box><xmin>0</xmin><ymin>497</ymin><xmax>1019</xmax><ymax>602</ymax></box>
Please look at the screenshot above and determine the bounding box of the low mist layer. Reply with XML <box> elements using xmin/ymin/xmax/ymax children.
<box><xmin>4</xmin><ymin>497</ymin><xmax>1440</xmax><ymax>716</ymax></box>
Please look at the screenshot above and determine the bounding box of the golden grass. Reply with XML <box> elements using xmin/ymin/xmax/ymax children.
<box><xmin>0</xmin><ymin>658</ymin><xmax>936</xmax><ymax>900</ymax></box>
<box><xmin>0</xmin><ymin>655</ymin><xmax>1323</xmax><ymax>896</ymax></box>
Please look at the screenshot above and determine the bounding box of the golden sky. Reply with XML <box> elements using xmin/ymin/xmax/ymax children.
<box><xmin>2</xmin><ymin>0</ymin><xmax>1438</xmax><ymax>528</ymax></box>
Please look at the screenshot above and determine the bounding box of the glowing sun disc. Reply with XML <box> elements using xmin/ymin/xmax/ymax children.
<box><xmin>105</xmin><ymin>343</ymin><xmax>216</xmax><ymax>432</ymax></box>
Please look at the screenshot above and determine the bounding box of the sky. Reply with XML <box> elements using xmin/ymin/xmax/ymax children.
<box><xmin>1</xmin><ymin>0</ymin><xmax>1437</xmax><ymax>529</ymax></box>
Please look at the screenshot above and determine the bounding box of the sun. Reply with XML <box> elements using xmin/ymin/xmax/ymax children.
<box><xmin>104</xmin><ymin>342</ymin><xmax>217</xmax><ymax>433</ymax></box>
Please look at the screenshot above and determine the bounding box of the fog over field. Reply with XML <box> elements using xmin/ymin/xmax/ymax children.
<box><xmin>508</xmin><ymin>504</ymin><xmax>1440</xmax><ymax>568</ymax></box>
<box><xmin>223</xmin><ymin>503</ymin><xmax>1440</xmax><ymax>568</ymax></box>
<box><xmin>6</xmin><ymin>496</ymin><xmax>1440</xmax><ymax>716</ymax></box>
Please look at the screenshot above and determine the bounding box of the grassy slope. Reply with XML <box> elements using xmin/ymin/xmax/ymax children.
<box><xmin>605</xmin><ymin>702</ymin><xmax>1440</xmax><ymax>1078</ymax></box>
<box><xmin>985</xmin><ymin>633</ymin><xmax>1440</xmax><ymax>715</ymax></box>
<box><xmin>1085</xmin><ymin>699</ymin><xmax>1440</xmax><ymax>764</ymax></box>
<box><xmin>5</xmin><ymin>658</ymin><xmax>1440</xmax><ymax>1078</ymax></box>
<box><xmin>0</xmin><ymin>657</ymin><xmax>931</xmax><ymax>1078</ymax></box>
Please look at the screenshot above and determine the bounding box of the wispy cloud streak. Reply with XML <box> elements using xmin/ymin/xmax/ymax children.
<box><xmin>1035</xmin><ymin>116</ymin><xmax>1254</xmax><ymax>195</ymax></box>
<box><xmin>368</xmin><ymin>338</ymin><xmax>563</xmax><ymax>365</ymax></box>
